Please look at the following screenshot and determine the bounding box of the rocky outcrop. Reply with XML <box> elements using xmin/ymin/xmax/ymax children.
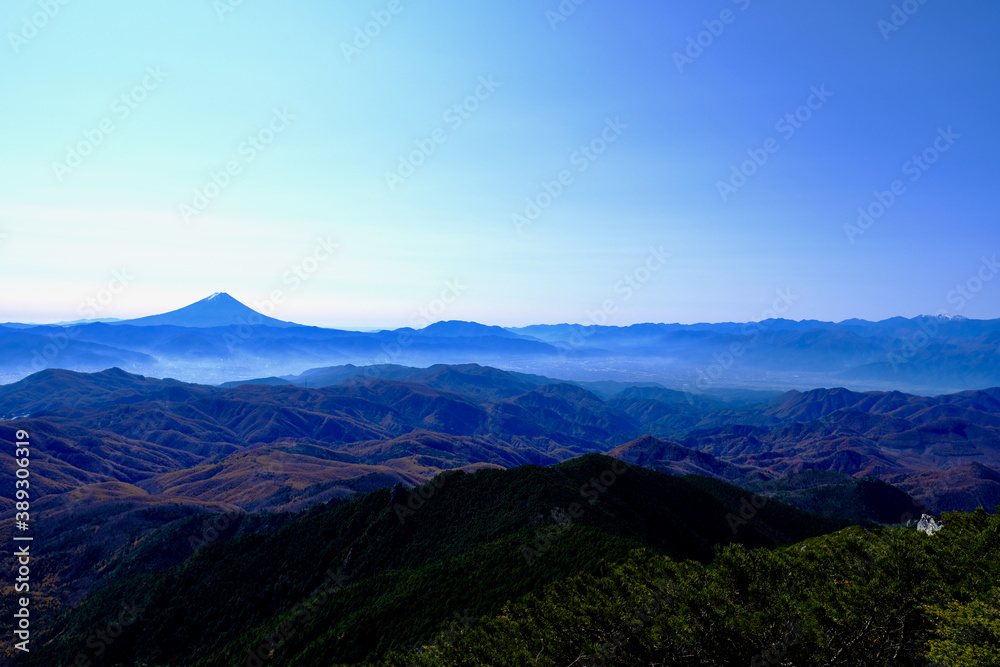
<box><xmin>916</xmin><ymin>513</ymin><xmax>944</xmax><ymax>535</ymax></box>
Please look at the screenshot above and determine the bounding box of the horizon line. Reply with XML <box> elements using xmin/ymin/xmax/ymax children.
<box><xmin>3</xmin><ymin>291</ymin><xmax>992</xmax><ymax>330</ymax></box>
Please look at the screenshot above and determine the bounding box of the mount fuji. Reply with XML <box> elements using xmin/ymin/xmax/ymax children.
<box><xmin>110</xmin><ymin>292</ymin><xmax>301</xmax><ymax>328</ymax></box>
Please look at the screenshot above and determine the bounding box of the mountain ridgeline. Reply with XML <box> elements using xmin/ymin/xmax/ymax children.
<box><xmin>16</xmin><ymin>454</ymin><xmax>850</xmax><ymax>665</ymax></box>
<box><xmin>1</xmin><ymin>362</ymin><xmax>999</xmax><ymax>663</ymax></box>
<box><xmin>2</xmin><ymin>364</ymin><xmax>996</xmax><ymax>518</ymax></box>
<box><xmin>4</xmin><ymin>292</ymin><xmax>1000</xmax><ymax>394</ymax></box>
<box><xmin>10</xmin><ymin>455</ymin><xmax>1000</xmax><ymax>666</ymax></box>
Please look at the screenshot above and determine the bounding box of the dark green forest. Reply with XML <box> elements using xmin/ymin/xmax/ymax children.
<box><xmin>18</xmin><ymin>456</ymin><xmax>999</xmax><ymax>666</ymax></box>
<box><xmin>375</xmin><ymin>509</ymin><xmax>1000</xmax><ymax>666</ymax></box>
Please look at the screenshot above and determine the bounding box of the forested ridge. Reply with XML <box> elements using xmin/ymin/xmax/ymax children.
<box><xmin>12</xmin><ymin>454</ymin><xmax>999</xmax><ymax>665</ymax></box>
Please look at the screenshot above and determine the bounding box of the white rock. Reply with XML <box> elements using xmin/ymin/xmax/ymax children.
<box><xmin>916</xmin><ymin>514</ymin><xmax>943</xmax><ymax>536</ymax></box>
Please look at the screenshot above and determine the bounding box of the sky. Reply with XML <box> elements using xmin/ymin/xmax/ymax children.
<box><xmin>1</xmin><ymin>0</ymin><xmax>998</xmax><ymax>329</ymax></box>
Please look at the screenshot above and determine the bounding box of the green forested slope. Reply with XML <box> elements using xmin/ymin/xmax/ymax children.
<box><xmin>376</xmin><ymin>508</ymin><xmax>1000</xmax><ymax>667</ymax></box>
<box><xmin>22</xmin><ymin>455</ymin><xmax>844</xmax><ymax>666</ymax></box>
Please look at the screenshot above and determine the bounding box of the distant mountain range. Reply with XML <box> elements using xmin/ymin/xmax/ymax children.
<box><xmin>3</xmin><ymin>293</ymin><xmax>999</xmax><ymax>393</ymax></box>
<box><xmin>2</xmin><ymin>364</ymin><xmax>997</xmax><ymax>521</ymax></box>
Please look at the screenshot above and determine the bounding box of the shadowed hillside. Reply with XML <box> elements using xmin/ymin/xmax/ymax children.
<box><xmin>14</xmin><ymin>454</ymin><xmax>848</xmax><ymax>666</ymax></box>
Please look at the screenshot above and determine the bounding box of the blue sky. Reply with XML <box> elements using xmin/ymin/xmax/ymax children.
<box><xmin>1</xmin><ymin>0</ymin><xmax>997</xmax><ymax>328</ymax></box>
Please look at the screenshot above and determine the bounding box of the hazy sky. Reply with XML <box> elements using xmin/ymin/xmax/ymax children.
<box><xmin>1</xmin><ymin>1</ymin><xmax>997</xmax><ymax>328</ymax></box>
